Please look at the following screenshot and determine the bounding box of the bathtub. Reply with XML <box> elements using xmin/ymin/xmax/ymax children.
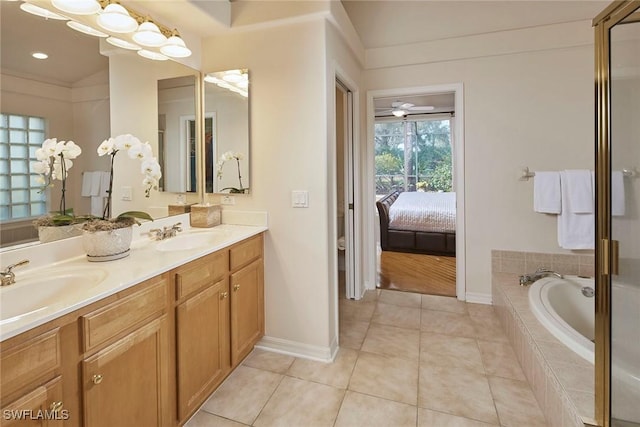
<box><xmin>528</xmin><ymin>275</ymin><xmax>595</xmax><ymax>363</ymax></box>
<box><xmin>529</xmin><ymin>275</ymin><xmax>640</xmax><ymax>422</ymax></box>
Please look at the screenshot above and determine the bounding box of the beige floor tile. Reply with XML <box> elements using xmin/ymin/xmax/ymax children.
<box><xmin>349</xmin><ymin>351</ymin><xmax>419</xmax><ymax>405</ymax></box>
<box><xmin>339</xmin><ymin>319</ymin><xmax>370</xmax><ymax>350</ymax></box>
<box><xmin>421</xmin><ymin>309</ymin><xmax>477</xmax><ymax>338</ymax></box>
<box><xmin>286</xmin><ymin>348</ymin><xmax>358</xmax><ymax>389</ymax></box>
<box><xmin>361</xmin><ymin>288</ymin><xmax>380</xmax><ymax>303</ymax></box>
<box><xmin>340</xmin><ymin>299</ymin><xmax>376</xmax><ymax>322</ymax></box>
<box><xmin>488</xmin><ymin>376</ymin><xmax>547</xmax><ymax>427</ymax></box>
<box><xmin>477</xmin><ymin>340</ymin><xmax>526</xmax><ymax>381</ymax></box>
<box><xmin>418</xmin><ymin>365</ymin><xmax>498</xmax><ymax>425</ymax></box>
<box><xmin>418</xmin><ymin>408</ymin><xmax>498</xmax><ymax>426</ymax></box>
<box><xmin>253</xmin><ymin>376</ymin><xmax>344</xmax><ymax>427</ymax></box>
<box><xmin>420</xmin><ymin>332</ymin><xmax>484</xmax><ymax>374</ymax></box>
<box><xmin>242</xmin><ymin>349</ymin><xmax>295</xmax><ymax>374</ymax></box>
<box><xmin>465</xmin><ymin>303</ymin><xmax>496</xmax><ymax>319</ymax></box>
<box><xmin>185</xmin><ymin>412</ymin><xmax>248</xmax><ymax>427</ymax></box>
<box><xmin>361</xmin><ymin>323</ymin><xmax>420</xmax><ymax>362</ymax></box>
<box><xmin>201</xmin><ymin>366</ymin><xmax>282</xmax><ymax>425</ymax></box>
<box><xmin>379</xmin><ymin>289</ymin><xmax>422</xmax><ymax>308</ymax></box>
<box><xmin>334</xmin><ymin>391</ymin><xmax>417</xmax><ymax>427</ymax></box>
<box><xmin>469</xmin><ymin>313</ymin><xmax>509</xmax><ymax>343</ymax></box>
<box><xmin>372</xmin><ymin>302</ymin><xmax>421</xmax><ymax>330</ymax></box>
<box><xmin>422</xmin><ymin>294</ymin><xmax>467</xmax><ymax>314</ymax></box>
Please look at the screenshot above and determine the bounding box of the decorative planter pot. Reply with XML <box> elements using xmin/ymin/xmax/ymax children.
<box><xmin>82</xmin><ymin>226</ymin><xmax>133</xmax><ymax>262</ymax></box>
<box><xmin>38</xmin><ymin>224</ymin><xmax>83</xmax><ymax>243</ymax></box>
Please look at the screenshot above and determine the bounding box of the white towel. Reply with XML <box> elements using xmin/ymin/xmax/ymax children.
<box><xmin>533</xmin><ymin>171</ymin><xmax>561</xmax><ymax>214</ymax></box>
<box><xmin>81</xmin><ymin>172</ymin><xmax>93</xmax><ymax>197</ymax></box>
<box><xmin>90</xmin><ymin>171</ymin><xmax>101</xmax><ymax>197</ymax></box>
<box><xmin>99</xmin><ymin>171</ymin><xmax>111</xmax><ymax>198</ymax></box>
<box><xmin>90</xmin><ymin>196</ymin><xmax>104</xmax><ymax>217</ymax></box>
<box><xmin>558</xmin><ymin>171</ymin><xmax>594</xmax><ymax>249</ymax></box>
<box><xmin>612</xmin><ymin>171</ymin><xmax>625</xmax><ymax>216</ymax></box>
<box><xmin>564</xmin><ymin>170</ymin><xmax>593</xmax><ymax>213</ymax></box>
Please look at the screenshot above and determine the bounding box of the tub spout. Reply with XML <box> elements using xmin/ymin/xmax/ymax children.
<box><xmin>519</xmin><ymin>268</ymin><xmax>563</xmax><ymax>286</ymax></box>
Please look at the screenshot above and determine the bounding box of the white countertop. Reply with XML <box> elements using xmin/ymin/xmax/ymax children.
<box><xmin>0</xmin><ymin>213</ymin><xmax>267</xmax><ymax>342</ymax></box>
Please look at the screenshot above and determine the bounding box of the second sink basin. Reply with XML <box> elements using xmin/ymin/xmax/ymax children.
<box><xmin>154</xmin><ymin>229</ymin><xmax>231</xmax><ymax>252</ymax></box>
<box><xmin>0</xmin><ymin>265</ymin><xmax>108</xmax><ymax>325</ymax></box>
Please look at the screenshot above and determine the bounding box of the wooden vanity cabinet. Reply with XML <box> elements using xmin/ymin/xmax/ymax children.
<box><xmin>80</xmin><ymin>276</ymin><xmax>172</xmax><ymax>427</ymax></box>
<box><xmin>174</xmin><ymin>251</ymin><xmax>230</xmax><ymax>423</ymax></box>
<box><xmin>230</xmin><ymin>256</ymin><xmax>264</xmax><ymax>366</ymax></box>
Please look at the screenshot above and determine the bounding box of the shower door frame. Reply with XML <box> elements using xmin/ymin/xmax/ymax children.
<box><xmin>593</xmin><ymin>2</ymin><xmax>640</xmax><ymax>426</ymax></box>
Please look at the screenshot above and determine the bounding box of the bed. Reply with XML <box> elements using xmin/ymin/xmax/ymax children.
<box><xmin>376</xmin><ymin>190</ymin><xmax>456</xmax><ymax>256</ymax></box>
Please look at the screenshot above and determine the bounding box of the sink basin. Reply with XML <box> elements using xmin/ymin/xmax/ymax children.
<box><xmin>154</xmin><ymin>230</ymin><xmax>231</xmax><ymax>252</ymax></box>
<box><xmin>0</xmin><ymin>266</ymin><xmax>108</xmax><ymax>325</ymax></box>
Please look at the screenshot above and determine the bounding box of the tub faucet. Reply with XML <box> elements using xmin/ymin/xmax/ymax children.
<box><xmin>519</xmin><ymin>267</ymin><xmax>564</xmax><ymax>286</ymax></box>
<box><xmin>1</xmin><ymin>259</ymin><xmax>30</xmax><ymax>286</ymax></box>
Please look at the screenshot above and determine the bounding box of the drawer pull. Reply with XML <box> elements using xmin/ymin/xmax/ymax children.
<box><xmin>233</xmin><ymin>284</ymin><xmax>240</xmax><ymax>292</ymax></box>
<box><xmin>50</xmin><ymin>401</ymin><xmax>64</xmax><ymax>412</ymax></box>
<box><xmin>92</xmin><ymin>374</ymin><xmax>103</xmax><ymax>385</ymax></box>
<box><xmin>220</xmin><ymin>291</ymin><xmax>228</xmax><ymax>300</ymax></box>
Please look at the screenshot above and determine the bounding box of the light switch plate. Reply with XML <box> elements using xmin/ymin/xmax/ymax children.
<box><xmin>121</xmin><ymin>186</ymin><xmax>132</xmax><ymax>201</ymax></box>
<box><xmin>292</xmin><ymin>190</ymin><xmax>309</xmax><ymax>208</ymax></box>
<box><xmin>221</xmin><ymin>195</ymin><xmax>235</xmax><ymax>205</ymax></box>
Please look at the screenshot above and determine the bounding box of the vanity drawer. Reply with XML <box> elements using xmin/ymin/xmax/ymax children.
<box><xmin>175</xmin><ymin>250</ymin><xmax>227</xmax><ymax>300</ymax></box>
<box><xmin>229</xmin><ymin>235</ymin><xmax>263</xmax><ymax>271</ymax></box>
<box><xmin>81</xmin><ymin>278</ymin><xmax>167</xmax><ymax>352</ymax></box>
<box><xmin>1</xmin><ymin>328</ymin><xmax>61</xmax><ymax>399</ymax></box>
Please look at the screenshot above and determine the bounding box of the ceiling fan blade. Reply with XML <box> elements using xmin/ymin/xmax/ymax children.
<box><xmin>408</xmin><ymin>106</ymin><xmax>435</xmax><ymax>111</ymax></box>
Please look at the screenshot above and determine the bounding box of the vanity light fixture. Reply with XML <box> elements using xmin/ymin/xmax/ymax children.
<box><xmin>19</xmin><ymin>3</ymin><xmax>68</xmax><ymax>20</ymax></box>
<box><xmin>97</xmin><ymin>2</ymin><xmax>138</xmax><ymax>33</ymax></box>
<box><xmin>160</xmin><ymin>31</ymin><xmax>192</xmax><ymax>58</ymax></box>
<box><xmin>32</xmin><ymin>52</ymin><xmax>49</xmax><ymax>60</ymax></box>
<box><xmin>106</xmin><ymin>36</ymin><xmax>141</xmax><ymax>50</ymax></box>
<box><xmin>67</xmin><ymin>21</ymin><xmax>108</xmax><ymax>37</ymax></box>
<box><xmin>132</xmin><ymin>20</ymin><xmax>166</xmax><ymax>47</ymax></box>
<box><xmin>51</xmin><ymin>0</ymin><xmax>101</xmax><ymax>15</ymax></box>
<box><xmin>137</xmin><ymin>49</ymin><xmax>168</xmax><ymax>61</ymax></box>
<box><xmin>222</xmin><ymin>70</ymin><xmax>244</xmax><ymax>83</ymax></box>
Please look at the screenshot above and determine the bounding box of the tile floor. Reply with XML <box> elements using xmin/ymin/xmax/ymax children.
<box><xmin>186</xmin><ymin>289</ymin><xmax>548</xmax><ymax>427</ymax></box>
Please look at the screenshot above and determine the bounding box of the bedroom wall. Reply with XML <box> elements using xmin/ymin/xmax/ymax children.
<box><xmin>364</xmin><ymin>20</ymin><xmax>595</xmax><ymax>300</ymax></box>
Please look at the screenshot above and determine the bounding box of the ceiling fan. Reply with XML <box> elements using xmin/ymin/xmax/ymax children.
<box><xmin>377</xmin><ymin>101</ymin><xmax>435</xmax><ymax>117</ymax></box>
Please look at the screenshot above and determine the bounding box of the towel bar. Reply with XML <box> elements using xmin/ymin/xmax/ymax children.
<box><xmin>519</xmin><ymin>167</ymin><xmax>637</xmax><ymax>181</ymax></box>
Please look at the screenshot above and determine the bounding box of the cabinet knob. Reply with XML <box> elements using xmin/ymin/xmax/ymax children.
<box><xmin>233</xmin><ymin>284</ymin><xmax>240</xmax><ymax>292</ymax></box>
<box><xmin>50</xmin><ymin>401</ymin><xmax>63</xmax><ymax>412</ymax></box>
<box><xmin>220</xmin><ymin>291</ymin><xmax>228</xmax><ymax>300</ymax></box>
<box><xmin>92</xmin><ymin>374</ymin><xmax>103</xmax><ymax>385</ymax></box>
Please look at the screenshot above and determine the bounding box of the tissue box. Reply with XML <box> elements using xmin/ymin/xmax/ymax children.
<box><xmin>190</xmin><ymin>204</ymin><xmax>221</xmax><ymax>228</ymax></box>
<box><xmin>168</xmin><ymin>203</ymin><xmax>195</xmax><ymax>216</ymax></box>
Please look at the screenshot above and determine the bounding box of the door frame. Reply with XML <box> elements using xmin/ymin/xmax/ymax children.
<box><xmin>365</xmin><ymin>83</ymin><xmax>466</xmax><ymax>300</ymax></box>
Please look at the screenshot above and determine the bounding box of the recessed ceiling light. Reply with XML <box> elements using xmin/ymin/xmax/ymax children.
<box><xmin>32</xmin><ymin>52</ymin><xmax>49</xmax><ymax>60</ymax></box>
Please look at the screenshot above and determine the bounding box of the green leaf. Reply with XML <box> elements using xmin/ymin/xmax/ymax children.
<box><xmin>50</xmin><ymin>214</ymin><xmax>75</xmax><ymax>226</ymax></box>
<box><xmin>116</xmin><ymin>211</ymin><xmax>154</xmax><ymax>222</ymax></box>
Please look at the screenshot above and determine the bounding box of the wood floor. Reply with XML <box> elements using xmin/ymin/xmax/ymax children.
<box><xmin>377</xmin><ymin>250</ymin><xmax>456</xmax><ymax>296</ymax></box>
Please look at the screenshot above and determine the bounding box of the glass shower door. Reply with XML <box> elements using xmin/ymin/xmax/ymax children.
<box><xmin>609</xmin><ymin>10</ymin><xmax>640</xmax><ymax>427</ymax></box>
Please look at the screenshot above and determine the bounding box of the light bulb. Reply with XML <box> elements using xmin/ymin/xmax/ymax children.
<box><xmin>160</xmin><ymin>35</ymin><xmax>191</xmax><ymax>58</ymax></box>
<box><xmin>132</xmin><ymin>21</ymin><xmax>167</xmax><ymax>47</ymax></box>
<box><xmin>52</xmin><ymin>0</ymin><xmax>101</xmax><ymax>15</ymax></box>
<box><xmin>97</xmin><ymin>3</ymin><xmax>138</xmax><ymax>33</ymax></box>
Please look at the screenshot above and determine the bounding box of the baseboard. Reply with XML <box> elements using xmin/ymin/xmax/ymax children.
<box><xmin>255</xmin><ymin>335</ymin><xmax>336</xmax><ymax>362</ymax></box>
<box><xmin>465</xmin><ymin>292</ymin><xmax>492</xmax><ymax>305</ymax></box>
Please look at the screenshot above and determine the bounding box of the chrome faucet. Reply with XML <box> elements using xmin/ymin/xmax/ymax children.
<box><xmin>1</xmin><ymin>260</ymin><xmax>30</xmax><ymax>286</ymax></box>
<box><xmin>519</xmin><ymin>267</ymin><xmax>564</xmax><ymax>286</ymax></box>
<box><xmin>149</xmin><ymin>222</ymin><xmax>183</xmax><ymax>240</ymax></box>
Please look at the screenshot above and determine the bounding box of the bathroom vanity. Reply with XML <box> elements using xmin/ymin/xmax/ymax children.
<box><xmin>0</xmin><ymin>220</ymin><xmax>265</xmax><ymax>426</ymax></box>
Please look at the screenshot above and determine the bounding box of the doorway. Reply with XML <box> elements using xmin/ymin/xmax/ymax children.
<box><xmin>366</xmin><ymin>84</ymin><xmax>465</xmax><ymax>300</ymax></box>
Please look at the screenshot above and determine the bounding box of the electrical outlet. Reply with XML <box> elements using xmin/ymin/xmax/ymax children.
<box><xmin>121</xmin><ymin>186</ymin><xmax>132</xmax><ymax>201</ymax></box>
<box><xmin>221</xmin><ymin>195</ymin><xmax>235</xmax><ymax>205</ymax></box>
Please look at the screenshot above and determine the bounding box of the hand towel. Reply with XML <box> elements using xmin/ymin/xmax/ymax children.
<box><xmin>90</xmin><ymin>196</ymin><xmax>104</xmax><ymax>217</ymax></box>
<box><xmin>612</xmin><ymin>171</ymin><xmax>625</xmax><ymax>216</ymax></box>
<box><xmin>558</xmin><ymin>171</ymin><xmax>594</xmax><ymax>249</ymax></box>
<box><xmin>564</xmin><ymin>170</ymin><xmax>593</xmax><ymax>213</ymax></box>
<box><xmin>90</xmin><ymin>171</ymin><xmax>101</xmax><ymax>197</ymax></box>
<box><xmin>81</xmin><ymin>171</ymin><xmax>93</xmax><ymax>197</ymax></box>
<box><xmin>99</xmin><ymin>171</ymin><xmax>111</xmax><ymax>198</ymax></box>
<box><xmin>533</xmin><ymin>171</ymin><xmax>561</xmax><ymax>214</ymax></box>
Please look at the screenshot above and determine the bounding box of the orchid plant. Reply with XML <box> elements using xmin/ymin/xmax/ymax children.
<box><xmin>31</xmin><ymin>138</ymin><xmax>82</xmax><ymax>226</ymax></box>
<box><xmin>82</xmin><ymin>134</ymin><xmax>161</xmax><ymax>231</ymax></box>
<box><xmin>216</xmin><ymin>151</ymin><xmax>246</xmax><ymax>193</ymax></box>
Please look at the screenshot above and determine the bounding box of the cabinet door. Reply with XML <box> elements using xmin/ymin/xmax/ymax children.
<box><xmin>176</xmin><ymin>278</ymin><xmax>230</xmax><ymax>421</ymax></box>
<box><xmin>1</xmin><ymin>377</ymin><xmax>65</xmax><ymax>427</ymax></box>
<box><xmin>230</xmin><ymin>259</ymin><xmax>264</xmax><ymax>366</ymax></box>
<box><xmin>82</xmin><ymin>316</ymin><xmax>170</xmax><ymax>427</ymax></box>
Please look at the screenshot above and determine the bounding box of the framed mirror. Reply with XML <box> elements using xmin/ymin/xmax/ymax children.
<box><xmin>157</xmin><ymin>75</ymin><xmax>198</xmax><ymax>193</ymax></box>
<box><xmin>203</xmin><ymin>70</ymin><xmax>250</xmax><ymax>194</ymax></box>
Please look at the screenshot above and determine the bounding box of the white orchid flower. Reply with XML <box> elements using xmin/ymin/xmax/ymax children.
<box><xmin>114</xmin><ymin>134</ymin><xmax>141</xmax><ymax>151</ymax></box>
<box><xmin>41</xmin><ymin>138</ymin><xmax>59</xmax><ymax>157</ymax></box>
<box><xmin>31</xmin><ymin>160</ymin><xmax>50</xmax><ymax>175</ymax></box>
<box><xmin>97</xmin><ymin>138</ymin><xmax>115</xmax><ymax>156</ymax></box>
<box><xmin>128</xmin><ymin>141</ymin><xmax>152</xmax><ymax>160</ymax></box>
<box><xmin>235</xmin><ymin>152</ymin><xmax>244</xmax><ymax>160</ymax></box>
<box><xmin>35</xmin><ymin>147</ymin><xmax>48</xmax><ymax>161</ymax></box>
<box><xmin>140</xmin><ymin>158</ymin><xmax>161</xmax><ymax>176</ymax></box>
<box><xmin>61</xmin><ymin>140</ymin><xmax>82</xmax><ymax>159</ymax></box>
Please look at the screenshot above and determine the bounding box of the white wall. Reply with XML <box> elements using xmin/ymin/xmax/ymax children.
<box><xmin>364</xmin><ymin>21</ymin><xmax>595</xmax><ymax>298</ymax></box>
<box><xmin>201</xmin><ymin>20</ymin><xmax>335</xmax><ymax>355</ymax></box>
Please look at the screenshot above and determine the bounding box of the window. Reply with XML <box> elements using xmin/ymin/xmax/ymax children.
<box><xmin>374</xmin><ymin>117</ymin><xmax>452</xmax><ymax>196</ymax></box>
<box><xmin>0</xmin><ymin>113</ymin><xmax>47</xmax><ymax>221</ymax></box>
